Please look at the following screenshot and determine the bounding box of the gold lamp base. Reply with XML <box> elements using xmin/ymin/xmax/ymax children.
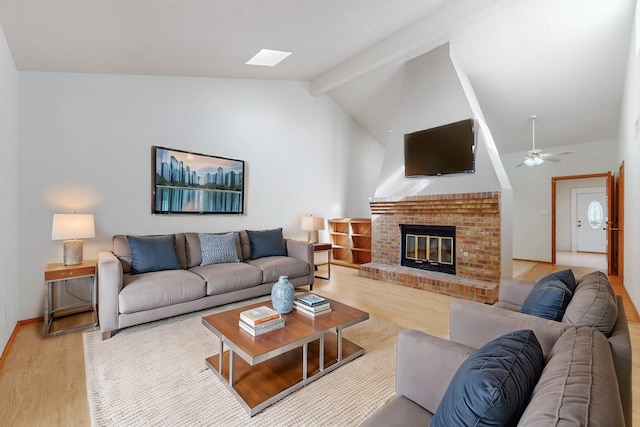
<box><xmin>63</xmin><ymin>239</ymin><xmax>84</xmax><ymax>265</ymax></box>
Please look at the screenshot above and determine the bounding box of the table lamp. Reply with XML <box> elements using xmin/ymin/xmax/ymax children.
<box><xmin>301</xmin><ymin>215</ymin><xmax>324</xmax><ymax>244</ymax></box>
<box><xmin>51</xmin><ymin>213</ymin><xmax>96</xmax><ymax>265</ymax></box>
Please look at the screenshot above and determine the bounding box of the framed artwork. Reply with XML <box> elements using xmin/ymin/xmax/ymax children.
<box><xmin>152</xmin><ymin>146</ymin><xmax>245</xmax><ymax>214</ymax></box>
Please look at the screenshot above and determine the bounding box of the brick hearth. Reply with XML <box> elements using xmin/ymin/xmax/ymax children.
<box><xmin>359</xmin><ymin>192</ymin><xmax>501</xmax><ymax>303</ymax></box>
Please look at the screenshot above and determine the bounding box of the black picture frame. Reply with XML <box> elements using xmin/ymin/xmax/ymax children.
<box><xmin>152</xmin><ymin>146</ymin><xmax>245</xmax><ymax>214</ymax></box>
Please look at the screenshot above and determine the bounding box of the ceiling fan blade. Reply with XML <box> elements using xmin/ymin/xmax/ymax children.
<box><xmin>546</xmin><ymin>151</ymin><xmax>573</xmax><ymax>156</ymax></box>
<box><xmin>545</xmin><ymin>157</ymin><xmax>562</xmax><ymax>162</ymax></box>
<box><xmin>515</xmin><ymin>162</ymin><xmax>525</xmax><ymax>168</ymax></box>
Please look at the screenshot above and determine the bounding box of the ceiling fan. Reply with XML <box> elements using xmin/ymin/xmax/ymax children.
<box><xmin>516</xmin><ymin>114</ymin><xmax>573</xmax><ymax>167</ymax></box>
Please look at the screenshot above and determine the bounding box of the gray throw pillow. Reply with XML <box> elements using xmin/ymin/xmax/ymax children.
<box><xmin>199</xmin><ymin>233</ymin><xmax>240</xmax><ymax>266</ymax></box>
<box><xmin>127</xmin><ymin>235</ymin><xmax>182</xmax><ymax>274</ymax></box>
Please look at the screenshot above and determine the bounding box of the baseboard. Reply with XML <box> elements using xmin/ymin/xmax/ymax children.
<box><xmin>0</xmin><ymin>317</ymin><xmax>40</xmax><ymax>372</ymax></box>
<box><xmin>513</xmin><ymin>258</ymin><xmax>551</xmax><ymax>264</ymax></box>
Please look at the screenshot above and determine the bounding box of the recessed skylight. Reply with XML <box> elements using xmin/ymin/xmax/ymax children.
<box><xmin>245</xmin><ymin>49</ymin><xmax>292</xmax><ymax>67</ymax></box>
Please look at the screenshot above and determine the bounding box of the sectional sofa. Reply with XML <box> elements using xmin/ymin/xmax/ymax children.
<box><xmin>97</xmin><ymin>228</ymin><xmax>314</xmax><ymax>339</ymax></box>
<box><xmin>362</xmin><ymin>326</ymin><xmax>624</xmax><ymax>426</ymax></box>
<box><xmin>449</xmin><ymin>270</ymin><xmax>632</xmax><ymax>427</ymax></box>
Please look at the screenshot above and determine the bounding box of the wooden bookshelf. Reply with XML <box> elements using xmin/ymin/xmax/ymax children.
<box><xmin>328</xmin><ymin>218</ymin><xmax>371</xmax><ymax>268</ymax></box>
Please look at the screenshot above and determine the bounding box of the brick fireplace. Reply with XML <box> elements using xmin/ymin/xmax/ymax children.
<box><xmin>359</xmin><ymin>192</ymin><xmax>501</xmax><ymax>303</ymax></box>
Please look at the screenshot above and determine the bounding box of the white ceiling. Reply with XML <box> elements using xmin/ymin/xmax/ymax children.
<box><xmin>0</xmin><ymin>0</ymin><xmax>635</xmax><ymax>155</ymax></box>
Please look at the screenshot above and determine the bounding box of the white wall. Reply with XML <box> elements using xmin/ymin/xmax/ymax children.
<box><xmin>618</xmin><ymin>1</ymin><xmax>640</xmax><ymax>310</ymax></box>
<box><xmin>17</xmin><ymin>72</ymin><xmax>381</xmax><ymax>320</ymax></box>
<box><xmin>374</xmin><ymin>44</ymin><xmax>504</xmax><ymax>198</ymax></box>
<box><xmin>501</xmin><ymin>140</ymin><xmax>618</xmax><ymax>262</ymax></box>
<box><xmin>372</xmin><ymin>43</ymin><xmax>513</xmax><ymax>278</ymax></box>
<box><xmin>0</xmin><ymin>24</ymin><xmax>19</xmax><ymax>354</ymax></box>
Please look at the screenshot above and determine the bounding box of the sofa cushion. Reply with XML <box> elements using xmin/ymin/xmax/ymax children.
<box><xmin>518</xmin><ymin>326</ymin><xmax>624</xmax><ymax>426</ymax></box>
<box><xmin>189</xmin><ymin>263</ymin><xmax>263</xmax><ymax>296</ymax></box>
<box><xmin>521</xmin><ymin>272</ymin><xmax>574</xmax><ymax>321</ymax></box>
<box><xmin>127</xmin><ymin>235</ymin><xmax>182</xmax><ymax>274</ymax></box>
<box><xmin>246</xmin><ymin>228</ymin><xmax>287</xmax><ymax>259</ymax></box>
<box><xmin>198</xmin><ymin>232</ymin><xmax>240</xmax><ymax>265</ymax></box>
<box><xmin>563</xmin><ymin>271</ymin><xmax>618</xmax><ymax>336</ymax></box>
<box><xmin>432</xmin><ymin>329</ymin><xmax>544</xmax><ymax>427</ymax></box>
<box><xmin>359</xmin><ymin>395</ymin><xmax>432</xmax><ymax>427</ymax></box>
<box><xmin>119</xmin><ymin>269</ymin><xmax>206</xmax><ymax>313</ymax></box>
<box><xmin>245</xmin><ymin>256</ymin><xmax>311</xmax><ymax>283</ymax></box>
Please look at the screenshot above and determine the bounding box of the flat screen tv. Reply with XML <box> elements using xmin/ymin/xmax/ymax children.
<box><xmin>152</xmin><ymin>146</ymin><xmax>245</xmax><ymax>214</ymax></box>
<box><xmin>404</xmin><ymin>118</ymin><xmax>475</xmax><ymax>177</ymax></box>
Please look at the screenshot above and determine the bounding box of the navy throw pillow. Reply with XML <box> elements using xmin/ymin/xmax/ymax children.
<box><xmin>246</xmin><ymin>228</ymin><xmax>287</xmax><ymax>259</ymax></box>
<box><xmin>521</xmin><ymin>274</ymin><xmax>574</xmax><ymax>321</ymax></box>
<box><xmin>127</xmin><ymin>235</ymin><xmax>182</xmax><ymax>274</ymax></box>
<box><xmin>549</xmin><ymin>269</ymin><xmax>577</xmax><ymax>293</ymax></box>
<box><xmin>432</xmin><ymin>329</ymin><xmax>544</xmax><ymax>427</ymax></box>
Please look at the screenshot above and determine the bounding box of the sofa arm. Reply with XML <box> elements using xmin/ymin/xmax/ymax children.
<box><xmin>396</xmin><ymin>329</ymin><xmax>474</xmax><ymax>414</ymax></box>
<box><xmin>450</xmin><ymin>300</ymin><xmax>569</xmax><ymax>356</ymax></box>
<box><xmin>498</xmin><ymin>278</ymin><xmax>535</xmax><ymax>307</ymax></box>
<box><xmin>98</xmin><ymin>250</ymin><xmax>124</xmax><ymax>339</ymax></box>
<box><xmin>286</xmin><ymin>239</ymin><xmax>314</xmax><ymax>285</ymax></box>
<box><xmin>610</xmin><ymin>296</ymin><xmax>633</xmax><ymax>427</ymax></box>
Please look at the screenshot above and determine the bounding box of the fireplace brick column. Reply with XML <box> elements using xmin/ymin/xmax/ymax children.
<box><xmin>360</xmin><ymin>192</ymin><xmax>501</xmax><ymax>303</ymax></box>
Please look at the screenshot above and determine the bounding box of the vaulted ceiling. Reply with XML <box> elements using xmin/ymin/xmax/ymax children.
<box><xmin>0</xmin><ymin>0</ymin><xmax>634</xmax><ymax>154</ymax></box>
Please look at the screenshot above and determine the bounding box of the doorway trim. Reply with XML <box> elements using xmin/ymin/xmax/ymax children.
<box><xmin>551</xmin><ymin>172</ymin><xmax>612</xmax><ymax>267</ymax></box>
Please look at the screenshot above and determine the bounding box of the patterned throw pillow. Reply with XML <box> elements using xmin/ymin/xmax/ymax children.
<box><xmin>199</xmin><ymin>233</ymin><xmax>240</xmax><ymax>266</ymax></box>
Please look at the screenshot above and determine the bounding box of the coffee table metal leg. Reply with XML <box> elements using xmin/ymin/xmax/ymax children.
<box><xmin>229</xmin><ymin>349</ymin><xmax>235</xmax><ymax>386</ymax></box>
<box><xmin>219</xmin><ymin>340</ymin><xmax>224</xmax><ymax>376</ymax></box>
<box><xmin>302</xmin><ymin>343</ymin><xmax>308</xmax><ymax>379</ymax></box>
<box><xmin>337</xmin><ymin>328</ymin><xmax>342</xmax><ymax>362</ymax></box>
<box><xmin>319</xmin><ymin>335</ymin><xmax>325</xmax><ymax>371</ymax></box>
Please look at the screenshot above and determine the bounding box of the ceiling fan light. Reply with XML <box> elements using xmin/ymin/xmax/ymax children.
<box><xmin>523</xmin><ymin>155</ymin><xmax>544</xmax><ymax>167</ymax></box>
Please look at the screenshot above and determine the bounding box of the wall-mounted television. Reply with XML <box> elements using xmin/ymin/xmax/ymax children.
<box><xmin>404</xmin><ymin>118</ymin><xmax>475</xmax><ymax>177</ymax></box>
<box><xmin>152</xmin><ymin>146</ymin><xmax>245</xmax><ymax>214</ymax></box>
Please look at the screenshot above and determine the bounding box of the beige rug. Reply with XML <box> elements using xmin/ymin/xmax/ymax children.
<box><xmin>83</xmin><ymin>300</ymin><xmax>399</xmax><ymax>426</ymax></box>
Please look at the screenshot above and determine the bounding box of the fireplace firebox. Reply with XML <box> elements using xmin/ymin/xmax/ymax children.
<box><xmin>401</xmin><ymin>225</ymin><xmax>455</xmax><ymax>275</ymax></box>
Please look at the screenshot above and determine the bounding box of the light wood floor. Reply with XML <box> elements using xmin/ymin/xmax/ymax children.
<box><xmin>1</xmin><ymin>263</ymin><xmax>639</xmax><ymax>426</ymax></box>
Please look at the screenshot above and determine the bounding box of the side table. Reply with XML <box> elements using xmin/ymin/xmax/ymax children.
<box><xmin>44</xmin><ymin>260</ymin><xmax>98</xmax><ymax>337</ymax></box>
<box><xmin>313</xmin><ymin>243</ymin><xmax>332</xmax><ymax>280</ymax></box>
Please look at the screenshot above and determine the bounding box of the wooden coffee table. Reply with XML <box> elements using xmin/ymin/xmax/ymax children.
<box><xmin>202</xmin><ymin>296</ymin><xmax>369</xmax><ymax>416</ymax></box>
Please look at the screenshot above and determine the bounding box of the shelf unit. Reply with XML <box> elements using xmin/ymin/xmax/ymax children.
<box><xmin>328</xmin><ymin>218</ymin><xmax>371</xmax><ymax>268</ymax></box>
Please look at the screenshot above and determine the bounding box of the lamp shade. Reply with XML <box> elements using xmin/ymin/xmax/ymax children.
<box><xmin>301</xmin><ymin>216</ymin><xmax>325</xmax><ymax>231</ymax></box>
<box><xmin>51</xmin><ymin>214</ymin><xmax>96</xmax><ymax>240</ymax></box>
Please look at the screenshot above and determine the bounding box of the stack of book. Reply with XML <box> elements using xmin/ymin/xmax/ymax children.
<box><xmin>294</xmin><ymin>294</ymin><xmax>332</xmax><ymax>317</ymax></box>
<box><xmin>239</xmin><ymin>306</ymin><xmax>284</xmax><ymax>336</ymax></box>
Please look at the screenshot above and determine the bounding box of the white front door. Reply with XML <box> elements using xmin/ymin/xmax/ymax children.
<box><xmin>574</xmin><ymin>190</ymin><xmax>607</xmax><ymax>253</ymax></box>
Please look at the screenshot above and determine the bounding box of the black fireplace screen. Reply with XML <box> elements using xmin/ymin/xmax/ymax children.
<box><xmin>401</xmin><ymin>225</ymin><xmax>455</xmax><ymax>275</ymax></box>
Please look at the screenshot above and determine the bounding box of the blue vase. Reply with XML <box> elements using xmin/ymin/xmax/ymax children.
<box><xmin>271</xmin><ymin>276</ymin><xmax>294</xmax><ymax>314</ymax></box>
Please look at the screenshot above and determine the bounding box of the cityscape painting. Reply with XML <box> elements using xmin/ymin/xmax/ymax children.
<box><xmin>152</xmin><ymin>146</ymin><xmax>245</xmax><ymax>214</ymax></box>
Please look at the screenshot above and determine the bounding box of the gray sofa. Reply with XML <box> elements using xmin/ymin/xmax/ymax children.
<box><xmin>361</xmin><ymin>326</ymin><xmax>624</xmax><ymax>426</ymax></box>
<box><xmin>449</xmin><ymin>270</ymin><xmax>632</xmax><ymax>427</ymax></box>
<box><xmin>98</xmin><ymin>230</ymin><xmax>314</xmax><ymax>339</ymax></box>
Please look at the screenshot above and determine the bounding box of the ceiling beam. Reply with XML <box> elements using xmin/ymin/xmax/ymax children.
<box><xmin>309</xmin><ymin>0</ymin><xmax>500</xmax><ymax>96</ymax></box>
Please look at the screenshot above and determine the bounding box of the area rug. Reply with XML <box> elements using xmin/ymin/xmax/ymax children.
<box><xmin>83</xmin><ymin>300</ymin><xmax>399</xmax><ymax>426</ymax></box>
